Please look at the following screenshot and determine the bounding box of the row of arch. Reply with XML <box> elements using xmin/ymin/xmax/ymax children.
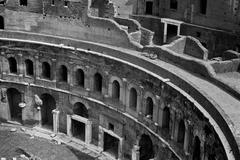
<box><xmin>4</xmin><ymin>56</ymin><xmax>222</xmax><ymax>160</ymax></box>
<box><xmin>7</xmin><ymin>57</ymin><xmax>155</xmax><ymax>117</ymax></box>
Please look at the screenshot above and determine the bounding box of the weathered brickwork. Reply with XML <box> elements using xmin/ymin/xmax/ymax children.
<box><xmin>0</xmin><ymin>40</ymin><xmax>227</xmax><ymax>160</ymax></box>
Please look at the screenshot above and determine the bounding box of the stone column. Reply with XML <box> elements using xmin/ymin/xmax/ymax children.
<box><xmin>18</xmin><ymin>53</ymin><xmax>24</xmax><ymax>77</ymax></box>
<box><xmin>184</xmin><ymin>121</ymin><xmax>191</xmax><ymax>155</ymax></box>
<box><xmin>163</xmin><ymin>22</ymin><xmax>168</xmax><ymax>43</ymax></box>
<box><xmin>85</xmin><ymin>120</ymin><xmax>92</xmax><ymax>144</ymax></box>
<box><xmin>67</xmin><ymin>115</ymin><xmax>72</xmax><ymax>137</ymax></box>
<box><xmin>121</xmin><ymin>78</ymin><xmax>127</xmax><ymax>106</ymax></box>
<box><xmin>98</xmin><ymin>126</ymin><xmax>104</xmax><ymax>151</ymax></box>
<box><xmin>132</xmin><ymin>145</ymin><xmax>140</xmax><ymax>160</ymax></box>
<box><xmin>170</xmin><ymin>109</ymin><xmax>176</xmax><ymax>140</ymax></box>
<box><xmin>52</xmin><ymin>109</ymin><xmax>60</xmax><ymax>133</ymax></box>
<box><xmin>35</xmin><ymin>55</ymin><xmax>40</xmax><ymax>79</ymax></box>
<box><xmin>38</xmin><ymin>107</ymin><xmax>42</xmax><ymax>127</ymax></box>
<box><xmin>69</xmin><ymin>62</ymin><xmax>74</xmax><ymax>86</ymax></box>
<box><xmin>51</xmin><ymin>59</ymin><xmax>57</xmax><ymax>82</ymax></box>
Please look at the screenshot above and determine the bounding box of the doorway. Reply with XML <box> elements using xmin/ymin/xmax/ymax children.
<box><xmin>104</xmin><ymin>132</ymin><xmax>119</xmax><ymax>159</ymax></box>
<box><xmin>7</xmin><ymin>88</ymin><xmax>22</xmax><ymax>123</ymax></box>
<box><xmin>40</xmin><ymin>93</ymin><xmax>56</xmax><ymax>130</ymax></box>
<box><xmin>72</xmin><ymin>119</ymin><xmax>85</xmax><ymax>141</ymax></box>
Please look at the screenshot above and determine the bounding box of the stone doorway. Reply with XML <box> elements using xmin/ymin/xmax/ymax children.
<box><xmin>167</xmin><ymin>24</ymin><xmax>178</xmax><ymax>42</ymax></box>
<box><xmin>7</xmin><ymin>88</ymin><xmax>22</xmax><ymax>123</ymax></box>
<box><xmin>139</xmin><ymin>134</ymin><xmax>154</xmax><ymax>160</ymax></box>
<box><xmin>103</xmin><ymin>132</ymin><xmax>119</xmax><ymax>159</ymax></box>
<box><xmin>40</xmin><ymin>93</ymin><xmax>56</xmax><ymax>130</ymax></box>
<box><xmin>72</xmin><ymin>119</ymin><xmax>86</xmax><ymax>141</ymax></box>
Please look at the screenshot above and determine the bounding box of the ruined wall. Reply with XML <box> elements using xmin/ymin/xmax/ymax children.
<box><xmin>0</xmin><ymin>39</ymin><xmax>229</xmax><ymax>160</ymax></box>
<box><xmin>5</xmin><ymin>0</ymin><xmax>43</xmax><ymax>13</ymax></box>
<box><xmin>0</xmin><ymin>0</ymin><xmax>141</xmax><ymax>50</ymax></box>
<box><xmin>135</xmin><ymin>0</ymin><xmax>240</xmax><ymax>32</ymax></box>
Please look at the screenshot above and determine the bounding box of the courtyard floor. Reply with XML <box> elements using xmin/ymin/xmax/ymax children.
<box><xmin>0</xmin><ymin>122</ymin><xmax>111</xmax><ymax>160</ymax></box>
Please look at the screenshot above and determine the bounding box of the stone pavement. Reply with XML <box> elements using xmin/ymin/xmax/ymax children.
<box><xmin>0</xmin><ymin>122</ymin><xmax>112</xmax><ymax>160</ymax></box>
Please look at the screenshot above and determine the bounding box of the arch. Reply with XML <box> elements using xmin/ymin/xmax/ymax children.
<box><xmin>40</xmin><ymin>93</ymin><xmax>56</xmax><ymax>129</ymax></box>
<box><xmin>112</xmin><ymin>80</ymin><xmax>120</xmax><ymax>99</ymax></box>
<box><xmin>58</xmin><ymin>65</ymin><xmax>68</xmax><ymax>82</ymax></box>
<box><xmin>162</xmin><ymin>107</ymin><xmax>170</xmax><ymax>129</ymax></box>
<box><xmin>25</xmin><ymin>59</ymin><xmax>34</xmax><ymax>76</ymax></box>
<box><xmin>177</xmin><ymin>119</ymin><xmax>185</xmax><ymax>144</ymax></box>
<box><xmin>75</xmin><ymin>69</ymin><xmax>84</xmax><ymax>87</ymax></box>
<box><xmin>145</xmin><ymin>97</ymin><xmax>153</xmax><ymax>119</ymax></box>
<box><xmin>7</xmin><ymin>88</ymin><xmax>22</xmax><ymax>122</ymax></box>
<box><xmin>73</xmin><ymin>102</ymin><xmax>88</xmax><ymax>118</ymax></box>
<box><xmin>94</xmin><ymin>72</ymin><xmax>102</xmax><ymax>92</ymax></box>
<box><xmin>42</xmin><ymin>62</ymin><xmax>51</xmax><ymax>79</ymax></box>
<box><xmin>192</xmin><ymin>136</ymin><xmax>201</xmax><ymax>160</ymax></box>
<box><xmin>129</xmin><ymin>87</ymin><xmax>137</xmax><ymax>111</ymax></box>
<box><xmin>139</xmin><ymin>134</ymin><xmax>154</xmax><ymax>160</ymax></box>
<box><xmin>0</xmin><ymin>16</ymin><xmax>4</xmax><ymax>29</ymax></box>
<box><xmin>8</xmin><ymin>57</ymin><xmax>17</xmax><ymax>74</ymax></box>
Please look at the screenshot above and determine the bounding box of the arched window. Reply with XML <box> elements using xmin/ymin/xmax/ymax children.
<box><xmin>162</xmin><ymin>107</ymin><xmax>170</xmax><ymax>129</ymax></box>
<box><xmin>42</xmin><ymin>62</ymin><xmax>51</xmax><ymax>79</ymax></box>
<box><xmin>25</xmin><ymin>59</ymin><xmax>34</xmax><ymax>76</ymax></box>
<box><xmin>112</xmin><ymin>80</ymin><xmax>120</xmax><ymax>99</ymax></box>
<box><xmin>0</xmin><ymin>16</ymin><xmax>4</xmax><ymax>29</ymax></box>
<box><xmin>76</xmin><ymin>69</ymin><xmax>84</xmax><ymax>87</ymax></box>
<box><xmin>129</xmin><ymin>88</ymin><xmax>137</xmax><ymax>111</ymax></box>
<box><xmin>8</xmin><ymin>57</ymin><xmax>17</xmax><ymax>74</ymax></box>
<box><xmin>139</xmin><ymin>134</ymin><xmax>154</xmax><ymax>160</ymax></box>
<box><xmin>177</xmin><ymin>119</ymin><xmax>185</xmax><ymax>144</ymax></box>
<box><xmin>58</xmin><ymin>65</ymin><xmax>68</xmax><ymax>82</ymax></box>
<box><xmin>94</xmin><ymin>73</ymin><xmax>102</xmax><ymax>92</ymax></box>
<box><xmin>73</xmin><ymin>102</ymin><xmax>88</xmax><ymax>118</ymax></box>
<box><xmin>145</xmin><ymin>97</ymin><xmax>153</xmax><ymax>119</ymax></box>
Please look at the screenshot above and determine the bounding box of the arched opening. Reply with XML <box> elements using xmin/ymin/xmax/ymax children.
<box><xmin>72</xmin><ymin>102</ymin><xmax>89</xmax><ymax>141</ymax></box>
<box><xmin>8</xmin><ymin>57</ymin><xmax>17</xmax><ymax>74</ymax></box>
<box><xmin>0</xmin><ymin>16</ymin><xmax>4</xmax><ymax>29</ymax></box>
<box><xmin>75</xmin><ymin>69</ymin><xmax>84</xmax><ymax>87</ymax></box>
<box><xmin>129</xmin><ymin>88</ymin><xmax>137</xmax><ymax>111</ymax></box>
<box><xmin>162</xmin><ymin>107</ymin><xmax>170</xmax><ymax>129</ymax></box>
<box><xmin>42</xmin><ymin>62</ymin><xmax>51</xmax><ymax>79</ymax></box>
<box><xmin>145</xmin><ymin>97</ymin><xmax>153</xmax><ymax>119</ymax></box>
<box><xmin>73</xmin><ymin>102</ymin><xmax>88</xmax><ymax>118</ymax></box>
<box><xmin>112</xmin><ymin>80</ymin><xmax>120</xmax><ymax>99</ymax></box>
<box><xmin>7</xmin><ymin>88</ymin><xmax>22</xmax><ymax>122</ymax></box>
<box><xmin>40</xmin><ymin>93</ymin><xmax>56</xmax><ymax>129</ymax></box>
<box><xmin>192</xmin><ymin>136</ymin><xmax>201</xmax><ymax>160</ymax></box>
<box><xmin>177</xmin><ymin>119</ymin><xmax>185</xmax><ymax>144</ymax></box>
<box><xmin>25</xmin><ymin>59</ymin><xmax>34</xmax><ymax>76</ymax></box>
<box><xmin>139</xmin><ymin>134</ymin><xmax>154</xmax><ymax>160</ymax></box>
<box><xmin>94</xmin><ymin>73</ymin><xmax>102</xmax><ymax>92</ymax></box>
<box><xmin>58</xmin><ymin>65</ymin><xmax>68</xmax><ymax>82</ymax></box>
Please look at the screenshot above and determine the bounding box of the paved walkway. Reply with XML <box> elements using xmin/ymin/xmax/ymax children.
<box><xmin>0</xmin><ymin>122</ymin><xmax>112</xmax><ymax>160</ymax></box>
